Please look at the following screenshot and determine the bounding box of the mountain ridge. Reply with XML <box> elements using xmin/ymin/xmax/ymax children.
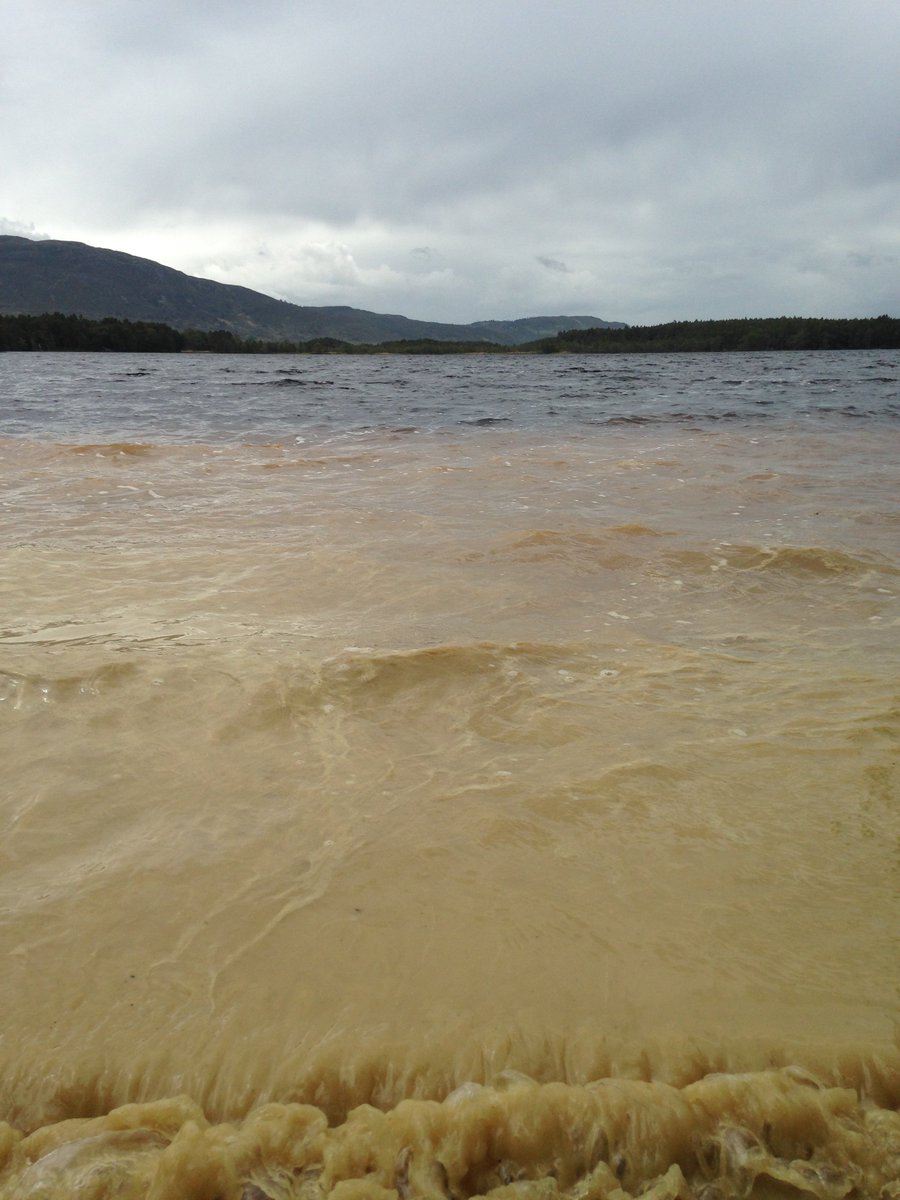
<box><xmin>0</xmin><ymin>235</ymin><xmax>624</xmax><ymax>345</ymax></box>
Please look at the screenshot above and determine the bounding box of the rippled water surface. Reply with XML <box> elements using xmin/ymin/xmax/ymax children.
<box><xmin>0</xmin><ymin>351</ymin><xmax>898</xmax><ymax>1198</ymax></box>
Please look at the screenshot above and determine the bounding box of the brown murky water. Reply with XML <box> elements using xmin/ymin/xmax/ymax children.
<box><xmin>0</xmin><ymin>354</ymin><xmax>897</xmax><ymax>1197</ymax></box>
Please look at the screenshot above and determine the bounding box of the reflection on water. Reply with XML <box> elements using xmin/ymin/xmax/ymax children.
<box><xmin>0</xmin><ymin>353</ymin><xmax>897</xmax><ymax>1196</ymax></box>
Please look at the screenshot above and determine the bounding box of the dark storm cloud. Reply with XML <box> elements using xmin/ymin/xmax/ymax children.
<box><xmin>2</xmin><ymin>0</ymin><xmax>898</xmax><ymax>321</ymax></box>
<box><xmin>537</xmin><ymin>258</ymin><xmax>571</xmax><ymax>275</ymax></box>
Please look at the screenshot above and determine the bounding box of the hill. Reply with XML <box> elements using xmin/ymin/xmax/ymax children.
<box><xmin>0</xmin><ymin>236</ymin><xmax>623</xmax><ymax>345</ymax></box>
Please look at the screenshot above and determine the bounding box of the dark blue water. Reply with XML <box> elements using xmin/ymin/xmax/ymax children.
<box><xmin>1</xmin><ymin>350</ymin><xmax>898</xmax><ymax>443</ymax></box>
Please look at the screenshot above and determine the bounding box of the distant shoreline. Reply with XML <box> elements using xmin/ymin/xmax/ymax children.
<box><xmin>2</xmin><ymin>311</ymin><xmax>898</xmax><ymax>354</ymax></box>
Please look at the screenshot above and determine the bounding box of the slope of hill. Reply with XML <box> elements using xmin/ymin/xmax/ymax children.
<box><xmin>0</xmin><ymin>236</ymin><xmax>624</xmax><ymax>345</ymax></box>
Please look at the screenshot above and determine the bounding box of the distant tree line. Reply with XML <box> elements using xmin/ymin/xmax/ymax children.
<box><xmin>0</xmin><ymin>312</ymin><xmax>510</xmax><ymax>354</ymax></box>
<box><xmin>0</xmin><ymin>311</ymin><xmax>187</xmax><ymax>351</ymax></box>
<box><xmin>0</xmin><ymin>312</ymin><xmax>336</xmax><ymax>353</ymax></box>
<box><xmin>534</xmin><ymin>315</ymin><xmax>900</xmax><ymax>353</ymax></box>
<box><xmin>2</xmin><ymin>310</ymin><xmax>899</xmax><ymax>354</ymax></box>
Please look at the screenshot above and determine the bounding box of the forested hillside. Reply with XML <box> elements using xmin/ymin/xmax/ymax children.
<box><xmin>4</xmin><ymin>311</ymin><xmax>898</xmax><ymax>354</ymax></box>
<box><xmin>535</xmin><ymin>316</ymin><xmax>900</xmax><ymax>352</ymax></box>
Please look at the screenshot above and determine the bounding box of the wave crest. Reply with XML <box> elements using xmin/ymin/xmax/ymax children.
<box><xmin>1</xmin><ymin>1065</ymin><xmax>897</xmax><ymax>1200</ymax></box>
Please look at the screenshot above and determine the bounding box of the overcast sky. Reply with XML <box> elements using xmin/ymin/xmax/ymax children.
<box><xmin>2</xmin><ymin>0</ymin><xmax>898</xmax><ymax>324</ymax></box>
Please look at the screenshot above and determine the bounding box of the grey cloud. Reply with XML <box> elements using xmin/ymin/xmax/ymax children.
<box><xmin>847</xmin><ymin>251</ymin><xmax>897</xmax><ymax>269</ymax></box>
<box><xmin>537</xmin><ymin>257</ymin><xmax>570</xmax><ymax>274</ymax></box>
<box><xmin>1</xmin><ymin>0</ymin><xmax>898</xmax><ymax>322</ymax></box>
<box><xmin>0</xmin><ymin>218</ymin><xmax>49</xmax><ymax>239</ymax></box>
